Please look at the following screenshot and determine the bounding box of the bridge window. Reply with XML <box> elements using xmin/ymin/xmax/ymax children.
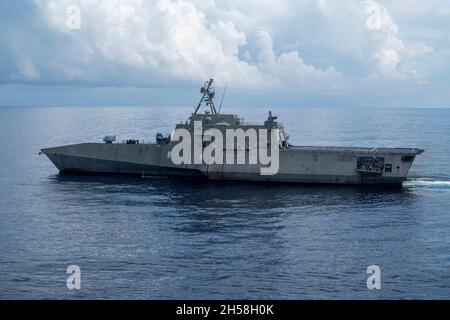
<box><xmin>401</xmin><ymin>156</ymin><xmax>415</xmax><ymax>162</ymax></box>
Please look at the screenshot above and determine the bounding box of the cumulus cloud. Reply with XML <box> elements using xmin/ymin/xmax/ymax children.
<box><xmin>0</xmin><ymin>0</ymin><xmax>445</xmax><ymax>94</ymax></box>
<box><xmin>362</xmin><ymin>0</ymin><xmax>434</xmax><ymax>80</ymax></box>
<box><xmin>255</xmin><ymin>30</ymin><xmax>343</xmax><ymax>86</ymax></box>
<box><xmin>18</xmin><ymin>0</ymin><xmax>342</xmax><ymax>89</ymax></box>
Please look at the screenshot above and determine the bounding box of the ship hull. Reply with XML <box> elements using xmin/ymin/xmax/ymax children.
<box><xmin>42</xmin><ymin>143</ymin><xmax>423</xmax><ymax>186</ymax></box>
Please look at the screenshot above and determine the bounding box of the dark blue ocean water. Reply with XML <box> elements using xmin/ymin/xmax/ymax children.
<box><xmin>0</xmin><ymin>106</ymin><xmax>449</xmax><ymax>299</ymax></box>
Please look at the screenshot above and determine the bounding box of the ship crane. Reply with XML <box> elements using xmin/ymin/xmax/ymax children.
<box><xmin>194</xmin><ymin>79</ymin><xmax>217</xmax><ymax>115</ymax></box>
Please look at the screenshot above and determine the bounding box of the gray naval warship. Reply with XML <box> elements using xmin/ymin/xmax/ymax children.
<box><xmin>42</xmin><ymin>79</ymin><xmax>423</xmax><ymax>185</ymax></box>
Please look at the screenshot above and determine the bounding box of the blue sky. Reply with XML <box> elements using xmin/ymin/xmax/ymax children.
<box><xmin>0</xmin><ymin>0</ymin><xmax>449</xmax><ymax>107</ymax></box>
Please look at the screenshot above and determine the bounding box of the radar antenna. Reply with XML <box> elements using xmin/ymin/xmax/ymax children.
<box><xmin>194</xmin><ymin>79</ymin><xmax>217</xmax><ymax>114</ymax></box>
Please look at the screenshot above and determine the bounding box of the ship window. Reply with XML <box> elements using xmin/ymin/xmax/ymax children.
<box><xmin>356</xmin><ymin>157</ymin><xmax>385</xmax><ymax>174</ymax></box>
<box><xmin>401</xmin><ymin>156</ymin><xmax>414</xmax><ymax>162</ymax></box>
<box><xmin>385</xmin><ymin>164</ymin><xmax>392</xmax><ymax>173</ymax></box>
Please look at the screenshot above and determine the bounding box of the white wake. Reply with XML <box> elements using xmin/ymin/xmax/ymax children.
<box><xmin>404</xmin><ymin>178</ymin><xmax>450</xmax><ymax>189</ymax></box>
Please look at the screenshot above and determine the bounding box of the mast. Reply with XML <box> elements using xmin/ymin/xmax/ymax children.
<box><xmin>218</xmin><ymin>83</ymin><xmax>228</xmax><ymax>114</ymax></box>
<box><xmin>194</xmin><ymin>79</ymin><xmax>217</xmax><ymax>114</ymax></box>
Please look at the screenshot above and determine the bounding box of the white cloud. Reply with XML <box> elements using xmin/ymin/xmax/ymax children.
<box><xmin>0</xmin><ymin>0</ymin><xmax>445</xmax><ymax>98</ymax></box>
<box><xmin>255</xmin><ymin>30</ymin><xmax>343</xmax><ymax>85</ymax></box>
<box><xmin>375</xmin><ymin>50</ymin><xmax>400</xmax><ymax>73</ymax></box>
<box><xmin>15</xmin><ymin>55</ymin><xmax>41</xmax><ymax>80</ymax></box>
<box><xmin>357</xmin><ymin>0</ymin><xmax>433</xmax><ymax>80</ymax></box>
<box><xmin>15</xmin><ymin>0</ymin><xmax>350</xmax><ymax>90</ymax></box>
<box><xmin>25</xmin><ymin>0</ymin><xmax>343</xmax><ymax>90</ymax></box>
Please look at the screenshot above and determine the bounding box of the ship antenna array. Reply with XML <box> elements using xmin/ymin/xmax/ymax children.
<box><xmin>218</xmin><ymin>83</ymin><xmax>228</xmax><ymax>114</ymax></box>
<box><xmin>194</xmin><ymin>79</ymin><xmax>217</xmax><ymax>114</ymax></box>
